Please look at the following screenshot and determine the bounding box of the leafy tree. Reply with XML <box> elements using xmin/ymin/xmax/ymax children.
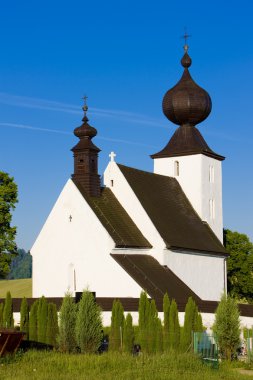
<box><xmin>163</xmin><ymin>293</ymin><xmax>170</xmax><ymax>351</ymax></box>
<box><xmin>37</xmin><ymin>296</ymin><xmax>48</xmax><ymax>343</ymax></box>
<box><xmin>138</xmin><ymin>291</ymin><xmax>150</xmax><ymax>352</ymax></box>
<box><xmin>123</xmin><ymin>313</ymin><xmax>134</xmax><ymax>353</ymax></box>
<box><xmin>181</xmin><ymin>297</ymin><xmax>200</xmax><ymax>351</ymax></box>
<box><xmin>58</xmin><ymin>292</ymin><xmax>77</xmax><ymax>352</ymax></box>
<box><xmin>75</xmin><ymin>290</ymin><xmax>103</xmax><ymax>353</ymax></box>
<box><xmin>109</xmin><ymin>299</ymin><xmax>125</xmax><ymax>351</ymax></box>
<box><xmin>213</xmin><ymin>293</ymin><xmax>240</xmax><ymax>360</ymax></box>
<box><xmin>0</xmin><ymin>172</ymin><xmax>18</xmax><ymax>278</ymax></box>
<box><xmin>20</xmin><ymin>297</ymin><xmax>29</xmax><ymax>339</ymax></box>
<box><xmin>46</xmin><ymin>303</ymin><xmax>58</xmax><ymax>347</ymax></box>
<box><xmin>3</xmin><ymin>291</ymin><xmax>14</xmax><ymax>328</ymax></box>
<box><xmin>29</xmin><ymin>300</ymin><xmax>39</xmax><ymax>341</ymax></box>
<box><xmin>0</xmin><ymin>303</ymin><xmax>3</xmax><ymax>327</ymax></box>
<box><xmin>8</xmin><ymin>249</ymin><xmax>32</xmax><ymax>279</ymax></box>
<box><xmin>224</xmin><ymin>229</ymin><xmax>253</xmax><ymax>302</ymax></box>
<box><xmin>168</xmin><ymin>299</ymin><xmax>180</xmax><ymax>349</ymax></box>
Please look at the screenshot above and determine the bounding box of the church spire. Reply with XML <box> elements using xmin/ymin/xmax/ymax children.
<box><xmin>71</xmin><ymin>97</ymin><xmax>101</xmax><ymax>197</ymax></box>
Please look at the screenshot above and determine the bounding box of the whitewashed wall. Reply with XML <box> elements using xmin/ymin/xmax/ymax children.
<box><xmin>31</xmin><ymin>179</ymin><xmax>143</xmax><ymax>298</ymax></box>
<box><xmin>153</xmin><ymin>154</ymin><xmax>223</xmax><ymax>242</ymax></box>
<box><xmin>164</xmin><ymin>249</ymin><xmax>226</xmax><ymax>301</ymax></box>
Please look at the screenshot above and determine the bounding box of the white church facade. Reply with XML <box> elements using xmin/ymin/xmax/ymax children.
<box><xmin>31</xmin><ymin>46</ymin><xmax>234</xmax><ymax>326</ymax></box>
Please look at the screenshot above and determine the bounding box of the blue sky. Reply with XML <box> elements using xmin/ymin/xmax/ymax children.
<box><xmin>1</xmin><ymin>0</ymin><xmax>253</xmax><ymax>250</ymax></box>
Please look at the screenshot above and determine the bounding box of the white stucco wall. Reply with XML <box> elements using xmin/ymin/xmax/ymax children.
<box><xmin>31</xmin><ymin>179</ymin><xmax>143</xmax><ymax>298</ymax></box>
<box><xmin>164</xmin><ymin>249</ymin><xmax>226</xmax><ymax>301</ymax></box>
<box><xmin>153</xmin><ymin>154</ymin><xmax>223</xmax><ymax>242</ymax></box>
<box><xmin>103</xmin><ymin>162</ymin><xmax>166</xmax><ymax>263</ymax></box>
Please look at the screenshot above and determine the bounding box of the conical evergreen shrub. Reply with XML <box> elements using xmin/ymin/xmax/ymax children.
<box><xmin>75</xmin><ymin>290</ymin><xmax>103</xmax><ymax>353</ymax></box>
<box><xmin>123</xmin><ymin>313</ymin><xmax>134</xmax><ymax>353</ymax></box>
<box><xmin>29</xmin><ymin>300</ymin><xmax>39</xmax><ymax>341</ymax></box>
<box><xmin>58</xmin><ymin>292</ymin><xmax>77</xmax><ymax>352</ymax></box>
<box><xmin>181</xmin><ymin>297</ymin><xmax>200</xmax><ymax>351</ymax></box>
<box><xmin>163</xmin><ymin>293</ymin><xmax>170</xmax><ymax>351</ymax></box>
<box><xmin>46</xmin><ymin>303</ymin><xmax>58</xmax><ymax>347</ymax></box>
<box><xmin>148</xmin><ymin>299</ymin><xmax>159</xmax><ymax>353</ymax></box>
<box><xmin>0</xmin><ymin>303</ymin><xmax>4</xmax><ymax>328</ymax></box>
<box><xmin>20</xmin><ymin>297</ymin><xmax>29</xmax><ymax>339</ymax></box>
<box><xmin>3</xmin><ymin>291</ymin><xmax>13</xmax><ymax>328</ymax></box>
<box><xmin>37</xmin><ymin>296</ymin><xmax>48</xmax><ymax>343</ymax></box>
<box><xmin>109</xmin><ymin>299</ymin><xmax>125</xmax><ymax>351</ymax></box>
<box><xmin>168</xmin><ymin>299</ymin><xmax>180</xmax><ymax>349</ymax></box>
<box><xmin>138</xmin><ymin>291</ymin><xmax>150</xmax><ymax>352</ymax></box>
<box><xmin>156</xmin><ymin>318</ymin><xmax>163</xmax><ymax>353</ymax></box>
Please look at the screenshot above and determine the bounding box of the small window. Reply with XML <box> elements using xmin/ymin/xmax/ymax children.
<box><xmin>174</xmin><ymin>161</ymin><xmax>179</xmax><ymax>176</ymax></box>
<box><xmin>79</xmin><ymin>159</ymin><xmax>84</xmax><ymax>163</ymax></box>
<box><xmin>209</xmin><ymin>165</ymin><xmax>214</xmax><ymax>183</ymax></box>
<box><xmin>209</xmin><ymin>199</ymin><xmax>215</xmax><ymax>220</ymax></box>
<box><xmin>111</xmin><ymin>180</ymin><xmax>114</xmax><ymax>187</ymax></box>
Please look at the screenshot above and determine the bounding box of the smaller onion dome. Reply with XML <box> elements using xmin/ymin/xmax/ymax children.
<box><xmin>162</xmin><ymin>51</ymin><xmax>212</xmax><ymax>127</ymax></box>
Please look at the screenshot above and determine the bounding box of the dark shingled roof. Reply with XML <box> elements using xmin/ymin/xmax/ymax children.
<box><xmin>72</xmin><ymin>179</ymin><xmax>151</xmax><ymax>249</ymax></box>
<box><xmin>111</xmin><ymin>254</ymin><xmax>201</xmax><ymax>303</ymax></box>
<box><xmin>118</xmin><ymin>164</ymin><xmax>227</xmax><ymax>255</ymax></box>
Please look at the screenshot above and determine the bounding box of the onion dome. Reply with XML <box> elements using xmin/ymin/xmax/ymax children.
<box><xmin>162</xmin><ymin>51</ymin><xmax>212</xmax><ymax>127</ymax></box>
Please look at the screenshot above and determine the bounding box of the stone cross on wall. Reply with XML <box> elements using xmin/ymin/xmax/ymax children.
<box><xmin>109</xmin><ymin>151</ymin><xmax>116</xmax><ymax>162</ymax></box>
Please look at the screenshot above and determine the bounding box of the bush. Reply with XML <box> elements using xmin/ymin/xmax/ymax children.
<box><xmin>58</xmin><ymin>292</ymin><xmax>77</xmax><ymax>352</ymax></box>
<box><xmin>75</xmin><ymin>290</ymin><xmax>103</xmax><ymax>353</ymax></box>
<box><xmin>138</xmin><ymin>291</ymin><xmax>150</xmax><ymax>352</ymax></box>
<box><xmin>46</xmin><ymin>303</ymin><xmax>58</xmax><ymax>347</ymax></box>
<box><xmin>163</xmin><ymin>293</ymin><xmax>170</xmax><ymax>351</ymax></box>
<box><xmin>168</xmin><ymin>299</ymin><xmax>180</xmax><ymax>349</ymax></box>
<box><xmin>20</xmin><ymin>297</ymin><xmax>29</xmax><ymax>339</ymax></box>
<box><xmin>3</xmin><ymin>291</ymin><xmax>13</xmax><ymax>328</ymax></box>
<box><xmin>123</xmin><ymin>313</ymin><xmax>134</xmax><ymax>353</ymax></box>
<box><xmin>109</xmin><ymin>299</ymin><xmax>124</xmax><ymax>351</ymax></box>
<box><xmin>29</xmin><ymin>300</ymin><xmax>39</xmax><ymax>341</ymax></box>
<box><xmin>37</xmin><ymin>296</ymin><xmax>48</xmax><ymax>343</ymax></box>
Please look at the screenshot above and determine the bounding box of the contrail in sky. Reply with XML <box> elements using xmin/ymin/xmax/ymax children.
<box><xmin>0</xmin><ymin>122</ymin><xmax>158</xmax><ymax>148</ymax></box>
<box><xmin>0</xmin><ymin>92</ymin><xmax>167</xmax><ymax>129</ymax></box>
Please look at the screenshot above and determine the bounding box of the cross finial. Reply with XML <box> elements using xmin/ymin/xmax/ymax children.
<box><xmin>109</xmin><ymin>151</ymin><xmax>116</xmax><ymax>162</ymax></box>
<box><xmin>81</xmin><ymin>95</ymin><xmax>88</xmax><ymax>116</ymax></box>
<box><xmin>181</xmin><ymin>28</ymin><xmax>191</xmax><ymax>52</ymax></box>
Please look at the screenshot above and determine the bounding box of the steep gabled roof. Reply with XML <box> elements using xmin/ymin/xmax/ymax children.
<box><xmin>118</xmin><ymin>164</ymin><xmax>227</xmax><ymax>255</ymax></box>
<box><xmin>72</xmin><ymin>179</ymin><xmax>151</xmax><ymax>249</ymax></box>
<box><xmin>111</xmin><ymin>254</ymin><xmax>201</xmax><ymax>303</ymax></box>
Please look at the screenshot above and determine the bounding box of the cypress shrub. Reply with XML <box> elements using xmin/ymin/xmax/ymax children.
<box><xmin>123</xmin><ymin>313</ymin><xmax>134</xmax><ymax>353</ymax></box>
<box><xmin>156</xmin><ymin>318</ymin><xmax>163</xmax><ymax>353</ymax></box>
<box><xmin>0</xmin><ymin>303</ymin><xmax>3</xmax><ymax>327</ymax></box>
<box><xmin>168</xmin><ymin>299</ymin><xmax>180</xmax><ymax>349</ymax></box>
<box><xmin>58</xmin><ymin>292</ymin><xmax>77</xmax><ymax>353</ymax></box>
<box><xmin>148</xmin><ymin>299</ymin><xmax>159</xmax><ymax>353</ymax></box>
<box><xmin>75</xmin><ymin>290</ymin><xmax>103</xmax><ymax>353</ymax></box>
<box><xmin>37</xmin><ymin>296</ymin><xmax>48</xmax><ymax>343</ymax></box>
<box><xmin>109</xmin><ymin>299</ymin><xmax>125</xmax><ymax>351</ymax></box>
<box><xmin>29</xmin><ymin>300</ymin><xmax>39</xmax><ymax>341</ymax></box>
<box><xmin>163</xmin><ymin>293</ymin><xmax>170</xmax><ymax>351</ymax></box>
<box><xmin>181</xmin><ymin>297</ymin><xmax>200</xmax><ymax>351</ymax></box>
<box><xmin>46</xmin><ymin>303</ymin><xmax>58</xmax><ymax>347</ymax></box>
<box><xmin>20</xmin><ymin>297</ymin><xmax>29</xmax><ymax>339</ymax></box>
<box><xmin>3</xmin><ymin>291</ymin><xmax>14</xmax><ymax>329</ymax></box>
<box><xmin>138</xmin><ymin>291</ymin><xmax>150</xmax><ymax>352</ymax></box>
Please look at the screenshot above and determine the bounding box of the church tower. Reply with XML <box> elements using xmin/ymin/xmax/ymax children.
<box><xmin>151</xmin><ymin>45</ymin><xmax>225</xmax><ymax>242</ymax></box>
<box><xmin>71</xmin><ymin>98</ymin><xmax>101</xmax><ymax>197</ymax></box>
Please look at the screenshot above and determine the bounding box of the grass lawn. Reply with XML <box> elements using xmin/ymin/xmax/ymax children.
<box><xmin>0</xmin><ymin>278</ymin><xmax>32</xmax><ymax>298</ymax></box>
<box><xmin>0</xmin><ymin>351</ymin><xmax>252</xmax><ymax>380</ymax></box>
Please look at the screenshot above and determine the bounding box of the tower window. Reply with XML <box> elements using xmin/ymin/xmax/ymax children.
<box><xmin>209</xmin><ymin>165</ymin><xmax>214</xmax><ymax>183</ymax></box>
<box><xmin>111</xmin><ymin>180</ymin><xmax>114</xmax><ymax>187</ymax></box>
<box><xmin>174</xmin><ymin>161</ymin><xmax>179</xmax><ymax>176</ymax></box>
<box><xmin>209</xmin><ymin>199</ymin><xmax>215</xmax><ymax>220</ymax></box>
<box><xmin>79</xmin><ymin>159</ymin><xmax>84</xmax><ymax>163</ymax></box>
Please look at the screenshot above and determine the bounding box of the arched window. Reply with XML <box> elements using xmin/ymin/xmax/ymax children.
<box><xmin>209</xmin><ymin>165</ymin><xmax>214</xmax><ymax>183</ymax></box>
<box><xmin>174</xmin><ymin>161</ymin><xmax>179</xmax><ymax>176</ymax></box>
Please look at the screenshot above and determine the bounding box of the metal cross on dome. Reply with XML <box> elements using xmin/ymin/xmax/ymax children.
<box><xmin>181</xmin><ymin>28</ymin><xmax>191</xmax><ymax>52</ymax></box>
<box><xmin>109</xmin><ymin>151</ymin><xmax>116</xmax><ymax>162</ymax></box>
<box><xmin>82</xmin><ymin>95</ymin><xmax>88</xmax><ymax>116</ymax></box>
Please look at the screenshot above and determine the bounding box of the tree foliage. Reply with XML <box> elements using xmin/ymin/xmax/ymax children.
<box><xmin>224</xmin><ymin>229</ymin><xmax>253</xmax><ymax>302</ymax></box>
<box><xmin>213</xmin><ymin>293</ymin><xmax>240</xmax><ymax>360</ymax></box>
<box><xmin>20</xmin><ymin>297</ymin><xmax>29</xmax><ymax>339</ymax></box>
<box><xmin>109</xmin><ymin>299</ymin><xmax>124</xmax><ymax>351</ymax></box>
<box><xmin>46</xmin><ymin>303</ymin><xmax>58</xmax><ymax>347</ymax></box>
<box><xmin>8</xmin><ymin>249</ymin><xmax>32</xmax><ymax>279</ymax></box>
<box><xmin>58</xmin><ymin>292</ymin><xmax>77</xmax><ymax>352</ymax></box>
<box><xmin>37</xmin><ymin>296</ymin><xmax>48</xmax><ymax>343</ymax></box>
<box><xmin>75</xmin><ymin>290</ymin><xmax>103</xmax><ymax>353</ymax></box>
<box><xmin>168</xmin><ymin>299</ymin><xmax>180</xmax><ymax>349</ymax></box>
<box><xmin>181</xmin><ymin>297</ymin><xmax>200</xmax><ymax>351</ymax></box>
<box><xmin>29</xmin><ymin>300</ymin><xmax>39</xmax><ymax>341</ymax></box>
<box><xmin>163</xmin><ymin>293</ymin><xmax>170</xmax><ymax>351</ymax></box>
<box><xmin>3</xmin><ymin>291</ymin><xmax>14</xmax><ymax>328</ymax></box>
<box><xmin>138</xmin><ymin>291</ymin><xmax>150</xmax><ymax>352</ymax></box>
<box><xmin>123</xmin><ymin>313</ymin><xmax>134</xmax><ymax>353</ymax></box>
<box><xmin>0</xmin><ymin>172</ymin><xmax>18</xmax><ymax>278</ymax></box>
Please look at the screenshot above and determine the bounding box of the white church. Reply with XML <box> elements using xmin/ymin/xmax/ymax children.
<box><xmin>31</xmin><ymin>46</ymin><xmax>233</xmax><ymax>325</ymax></box>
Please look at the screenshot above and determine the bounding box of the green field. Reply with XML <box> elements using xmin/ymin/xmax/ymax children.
<box><xmin>0</xmin><ymin>351</ymin><xmax>252</xmax><ymax>380</ymax></box>
<box><xmin>0</xmin><ymin>278</ymin><xmax>32</xmax><ymax>298</ymax></box>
